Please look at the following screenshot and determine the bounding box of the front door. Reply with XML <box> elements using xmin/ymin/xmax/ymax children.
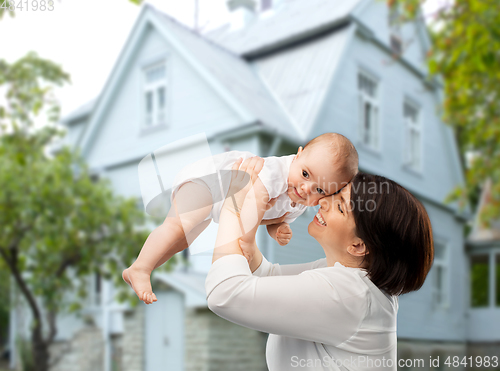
<box><xmin>145</xmin><ymin>290</ymin><xmax>184</xmax><ymax>371</ymax></box>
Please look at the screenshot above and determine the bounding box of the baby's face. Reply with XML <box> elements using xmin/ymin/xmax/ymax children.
<box><xmin>287</xmin><ymin>146</ymin><xmax>349</xmax><ymax>207</ymax></box>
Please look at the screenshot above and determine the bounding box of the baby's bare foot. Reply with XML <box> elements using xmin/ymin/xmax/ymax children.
<box><xmin>122</xmin><ymin>266</ymin><xmax>157</xmax><ymax>304</ymax></box>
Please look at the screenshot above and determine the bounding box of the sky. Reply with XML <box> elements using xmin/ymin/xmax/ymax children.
<box><xmin>0</xmin><ymin>0</ymin><xmax>230</xmax><ymax>125</ymax></box>
<box><xmin>0</xmin><ymin>0</ymin><xmax>443</xmax><ymax>126</ymax></box>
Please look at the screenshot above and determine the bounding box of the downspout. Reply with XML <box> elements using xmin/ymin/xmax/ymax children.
<box><xmin>102</xmin><ymin>280</ymin><xmax>111</xmax><ymax>371</ymax></box>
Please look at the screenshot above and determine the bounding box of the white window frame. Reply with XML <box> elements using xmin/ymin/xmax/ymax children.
<box><xmin>469</xmin><ymin>250</ymin><xmax>500</xmax><ymax>309</ymax></box>
<box><xmin>358</xmin><ymin>71</ymin><xmax>380</xmax><ymax>150</ymax></box>
<box><xmin>88</xmin><ymin>271</ymin><xmax>101</xmax><ymax>308</ymax></box>
<box><xmin>388</xmin><ymin>3</ymin><xmax>403</xmax><ymax>54</ymax></box>
<box><xmin>432</xmin><ymin>240</ymin><xmax>449</xmax><ymax>310</ymax></box>
<box><xmin>142</xmin><ymin>60</ymin><xmax>167</xmax><ymax>129</ymax></box>
<box><xmin>403</xmin><ymin>99</ymin><xmax>422</xmax><ymax>172</ymax></box>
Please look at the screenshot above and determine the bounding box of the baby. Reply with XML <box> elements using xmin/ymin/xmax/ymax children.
<box><xmin>122</xmin><ymin>133</ymin><xmax>358</xmax><ymax>304</ymax></box>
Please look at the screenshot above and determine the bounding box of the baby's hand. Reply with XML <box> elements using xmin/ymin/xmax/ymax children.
<box><xmin>276</xmin><ymin>223</ymin><xmax>292</xmax><ymax>246</ymax></box>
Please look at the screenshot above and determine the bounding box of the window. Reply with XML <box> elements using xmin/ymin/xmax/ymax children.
<box><xmin>388</xmin><ymin>4</ymin><xmax>403</xmax><ymax>55</ymax></box>
<box><xmin>470</xmin><ymin>253</ymin><xmax>500</xmax><ymax>308</ymax></box>
<box><xmin>358</xmin><ymin>72</ymin><xmax>379</xmax><ymax>149</ymax></box>
<box><xmin>432</xmin><ymin>241</ymin><xmax>448</xmax><ymax>308</ymax></box>
<box><xmin>404</xmin><ymin>101</ymin><xmax>421</xmax><ymax>171</ymax></box>
<box><xmin>470</xmin><ymin>254</ymin><xmax>489</xmax><ymax>307</ymax></box>
<box><xmin>89</xmin><ymin>271</ymin><xmax>101</xmax><ymax>307</ymax></box>
<box><xmin>143</xmin><ymin>62</ymin><xmax>167</xmax><ymax>127</ymax></box>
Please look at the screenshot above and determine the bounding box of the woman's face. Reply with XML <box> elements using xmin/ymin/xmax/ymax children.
<box><xmin>307</xmin><ymin>183</ymin><xmax>360</xmax><ymax>255</ymax></box>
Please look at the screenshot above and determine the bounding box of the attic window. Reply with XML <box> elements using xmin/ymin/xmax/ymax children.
<box><xmin>390</xmin><ymin>35</ymin><xmax>402</xmax><ymax>55</ymax></box>
<box><xmin>388</xmin><ymin>4</ymin><xmax>403</xmax><ymax>55</ymax></box>
<box><xmin>143</xmin><ymin>62</ymin><xmax>167</xmax><ymax>128</ymax></box>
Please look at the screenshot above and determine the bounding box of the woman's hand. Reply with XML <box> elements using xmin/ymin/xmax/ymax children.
<box><xmin>225</xmin><ymin>156</ymin><xmax>265</xmax><ymax>216</ymax></box>
<box><xmin>222</xmin><ymin>156</ymin><xmax>276</xmax><ymax>263</ymax></box>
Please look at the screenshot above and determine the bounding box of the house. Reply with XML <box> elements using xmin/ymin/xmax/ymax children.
<box><xmin>10</xmin><ymin>0</ymin><xmax>493</xmax><ymax>370</ymax></box>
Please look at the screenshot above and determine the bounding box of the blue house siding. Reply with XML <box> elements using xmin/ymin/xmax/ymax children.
<box><xmin>398</xmin><ymin>200</ymin><xmax>467</xmax><ymax>341</ymax></box>
<box><xmin>269</xmin><ymin>208</ymin><xmax>326</xmax><ymax>265</ymax></box>
<box><xmin>104</xmin><ymin>163</ymin><xmax>143</xmax><ymax>199</ymax></box>
<box><xmin>312</xmin><ymin>32</ymin><xmax>462</xmax><ymax>205</ymax></box>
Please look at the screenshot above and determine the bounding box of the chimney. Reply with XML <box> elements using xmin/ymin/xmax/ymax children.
<box><xmin>227</xmin><ymin>0</ymin><xmax>257</xmax><ymax>31</ymax></box>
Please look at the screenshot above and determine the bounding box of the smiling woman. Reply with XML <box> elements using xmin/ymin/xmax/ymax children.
<box><xmin>206</xmin><ymin>157</ymin><xmax>434</xmax><ymax>371</ymax></box>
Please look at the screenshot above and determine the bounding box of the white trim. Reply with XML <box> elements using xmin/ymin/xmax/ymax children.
<box><xmin>141</xmin><ymin>60</ymin><xmax>168</xmax><ymax>129</ymax></box>
<box><xmin>403</xmin><ymin>98</ymin><xmax>422</xmax><ymax>172</ymax></box>
<box><xmin>432</xmin><ymin>239</ymin><xmax>450</xmax><ymax>310</ymax></box>
<box><xmin>468</xmin><ymin>251</ymin><xmax>494</xmax><ymax>309</ymax></box>
<box><xmin>357</xmin><ymin>68</ymin><xmax>380</xmax><ymax>151</ymax></box>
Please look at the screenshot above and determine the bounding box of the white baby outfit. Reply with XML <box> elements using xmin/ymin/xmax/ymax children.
<box><xmin>170</xmin><ymin>150</ymin><xmax>307</xmax><ymax>224</ymax></box>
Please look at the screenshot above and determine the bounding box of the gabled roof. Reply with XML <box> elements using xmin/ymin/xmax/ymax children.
<box><xmin>76</xmin><ymin>3</ymin><xmax>302</xmax><ymax>156</ymax></box>
<box><xmin>253</xmin><ymin>23</ymin><xmax>354</xmax><ymax>137</ymax></box>
<box><xmin>205</xmin><ymin>0</ymin><xmax>362</xmax><ymax>57</ymax></box>
<box><xmin>149</xmin><ymin>5</ymin><xmax>301</xmax><ymax>140</ymax></box>
<box><xmin>60</xmin><ymin>97</ymin><xmax>97</xmax><ymax>126</ymax></box>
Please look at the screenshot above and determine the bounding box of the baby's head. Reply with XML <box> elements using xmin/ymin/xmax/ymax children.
<box><xmin>287</xmin><ymin>133</ymin><xmax>358</xmax><ymax>206</ymax></box>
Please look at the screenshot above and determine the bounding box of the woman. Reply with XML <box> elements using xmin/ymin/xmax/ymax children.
<box><xmin>206</xmin><ymin>157</ymin><xmax>434</xmax><ymax>371</ymax></box>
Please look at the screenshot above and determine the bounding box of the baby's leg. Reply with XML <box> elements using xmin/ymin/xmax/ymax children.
<box><xmin>153</xmin><ymin>218</ymin><xmax>211</xmax><ymax>269</ymax></box>
<box><xmin>123</xmin><ymin>181</ymin><xmax>213</xmax><ymax>304</ymax></box>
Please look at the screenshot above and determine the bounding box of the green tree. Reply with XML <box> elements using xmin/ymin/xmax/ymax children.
<box><xmin>0</xmin><ymin>52</ymin><xmax>174</xmax><ymax>371</ymax></box>
<box><xmin>392</xmin><ymin>0</ymin><xmax>500</xmax><ymax>226</ymax></box>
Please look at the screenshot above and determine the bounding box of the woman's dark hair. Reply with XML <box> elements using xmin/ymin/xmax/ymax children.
<box><xmin>350</xmin><ymin>172</ymin><xmax>434</xmax><ymax>296</ymax></box>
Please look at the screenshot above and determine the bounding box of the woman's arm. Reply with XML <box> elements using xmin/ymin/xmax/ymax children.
<box><xmin>243</xmin><ymin>236</ymin><xmax>328</xmax><ymax>276</ymax></box>
<box><xmin>212</xmin><ymin>157</ymin><xmax>270</xmax><ymax>264</ymax></box>
<box><xmin>206</xmin><ymin>254</ymin><xmax>367</xmax><ymax>346</ymax></box>
<box><xmin>252</xmin><ymin>254</ymin><xmax>328</xmax><ymax>276</ymax></box>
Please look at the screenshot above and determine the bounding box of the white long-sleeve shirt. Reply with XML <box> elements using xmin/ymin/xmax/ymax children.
<box><xmin>205</xmin><ymin>254</ymin><xmax>399</xmax><ymax>371</ymax></box>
